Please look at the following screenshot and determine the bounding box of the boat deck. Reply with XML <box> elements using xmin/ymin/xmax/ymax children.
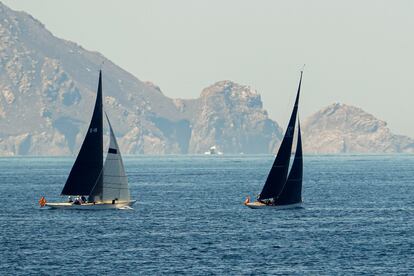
<box><xmin>45</xmin><ymin>200</ymin><xmax>136</xmax><ymax>210</ymax></box>
<box><xmin>245</xmin><ymin>201</ymin><xmax>303</xmax><ymax>209</ymax></box>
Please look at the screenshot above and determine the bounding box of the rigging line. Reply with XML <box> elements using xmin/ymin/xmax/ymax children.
<box><xmin>88</xmin><ymin>167</ymin><xmax>104</xmax><ymax>197</ymax></box>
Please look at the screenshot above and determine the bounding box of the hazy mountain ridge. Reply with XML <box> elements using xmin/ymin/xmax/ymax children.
<box><xmin>0</xmin><ymin>2</ymin><xmax>283</xmax><ymax>155</ymax></box>
<box><xmin>0</xmin><ymin>3</ymin><xmax>412</xmax><ymax>156</ymax></box>
<box><xmin>302</xmin><ymin>103</ymin><xmax>414</xmax><ymax>153</ymax></box>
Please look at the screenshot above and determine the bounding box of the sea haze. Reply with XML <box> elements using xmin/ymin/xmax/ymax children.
<box><xmin>1</xmin><ymin>155</ymin><xmax>413</xmax><ymax>274</ymax></box>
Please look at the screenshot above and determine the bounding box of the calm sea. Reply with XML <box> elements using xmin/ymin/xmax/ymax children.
<box><xmin>1</xmin><ymin>155</ymin><xmax>413</xmax><ymax>275</ymax></box>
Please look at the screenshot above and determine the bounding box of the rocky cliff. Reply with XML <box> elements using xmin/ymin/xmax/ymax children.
<box><xmin>0</xmin><ymin>2</ymin><xmax>282</xmax><ymax>155</ymax></box>
<box><xmin>1</xmin><ymin>2</ymin><xmax>412</xmax><ymax>156</ymax></box>
<box><xmin>186</xmin><ymin>81</ymin><xmax>282</xmax><ymax>154</ymax></box>
<box><xmin>302</xmin><ymin>103</ymin><xmax>414</xmax><ymax>153</ymax></box>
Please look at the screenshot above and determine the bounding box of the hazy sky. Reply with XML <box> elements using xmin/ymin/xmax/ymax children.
<box><xmin>3</xmin><ymin>0</ymin><xmax>414</xmax><ymax>136</ymax></box>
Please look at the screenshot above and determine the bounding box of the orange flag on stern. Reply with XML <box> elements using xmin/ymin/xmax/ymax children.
<box><xmin>39</xmin><ymin>196</ymin><xmax>47</xmax><ymax>207</ymax></box>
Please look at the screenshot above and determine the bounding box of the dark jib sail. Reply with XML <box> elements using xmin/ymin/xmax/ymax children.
<box><xmin>275</xmin><ymin>121</ymin><xmax>303</xmax><ymax>205</ymax></box>
<box><xmin>258</xmin><ymin>72</ymin><xmax>302</xmax><ymax>200</ymax></box>
<box><xmin>61</xmin><ymin>71</ymin><xmax>103</xmax><ymax>197</ymax></box>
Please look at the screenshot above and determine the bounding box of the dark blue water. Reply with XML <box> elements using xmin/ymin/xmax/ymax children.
<box><xmin>1</xmin><ymin>155</ymin><xmax>413</xmax><ymax>275</ymax></box>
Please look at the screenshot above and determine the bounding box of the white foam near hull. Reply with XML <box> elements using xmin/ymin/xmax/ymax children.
<box><xmin>245</xmin><ymin>201</ymin><xmax>303</xmax><ymax>209</ymax></box>
<box><xmin>46</xmin><ymin>200</ymin><xmax>136</xmax><ymax>210</ymax></box>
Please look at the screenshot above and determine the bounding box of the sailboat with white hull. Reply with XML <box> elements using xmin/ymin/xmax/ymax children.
<box><xmin>45</xmin><ymin>71</ymin><xmax>135</xmax><ymax>210</ymax></box>
<box><xmin>245</xmin><ymin>71</ymin><xmax>304</xmax><ymax>209</ymax></box>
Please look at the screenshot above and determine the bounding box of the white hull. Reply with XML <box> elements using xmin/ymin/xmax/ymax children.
<box><xmin>46</xmin><ymin>200</ymin><xmax>136</xmax><ymax>210</ymax></box>
<box><xmin>245</xmin><ymin>201</ymin><xmax>303</xmax><ymax>209</ymax></box>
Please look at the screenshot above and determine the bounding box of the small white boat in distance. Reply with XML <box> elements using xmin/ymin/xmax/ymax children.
<box><xmin>42</xmin><ymin>71</ymin><xmax>135</xmax><ymax>210</ymax></box>
<box><xmin>204</xmin><ymin>145</ymin><xmax>223</xmax><ymax>155</ymax></box>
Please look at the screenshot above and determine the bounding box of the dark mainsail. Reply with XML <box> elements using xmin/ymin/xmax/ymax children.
<box><xmin>61</xmin><ymin>71</ymin><xmax>104</xmax><ymax>197</ymax></box>
<box><xmin>258</xmin><ymin>71</ymin><xmax>302</xmax><ymax>200</ymax></box>
<box><xmin>275</xmin><ymin>121</ymin><xmax>303</xmax><ymax>205</ymax></box>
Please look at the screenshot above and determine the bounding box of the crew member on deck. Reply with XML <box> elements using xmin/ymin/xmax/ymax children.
<box><xmin>74</xmin><ymin>197</ymin><xmax>80</xmax><ymax>205</ymax></box>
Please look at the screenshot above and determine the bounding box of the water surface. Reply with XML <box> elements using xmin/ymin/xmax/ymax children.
<box><xmin>1</xmin><ymin>155</ymin><xmax>413</xmax><ymax>275</ymax></box>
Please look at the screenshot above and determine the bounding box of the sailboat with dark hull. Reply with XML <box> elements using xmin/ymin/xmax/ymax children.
<box><xmin>245</xmin><ymin>72</ymin><xmax>304</xmax><ymax>209</ymax></box>
<box><xmin>45</xmin><ymin>71</ymin><xmax>135</xmax><ymax>210</ymax></box>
